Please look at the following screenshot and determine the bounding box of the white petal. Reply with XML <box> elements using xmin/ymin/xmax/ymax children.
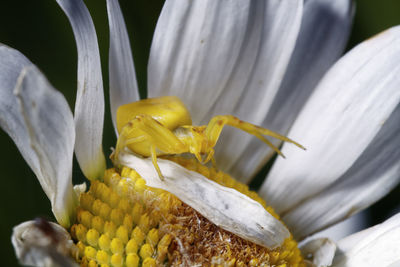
<box><xmin>260</xmin><ymin>27</ymin><xmax>400</xmax><ymax>219</ymax></box>
<box><xmin>56</xmin><ymin>0</ymin><xmax>106</xmax><ymax>180</ymax></box>
<box><xmin>312</xmin><ymin>211</ymin><xmax>368</xmax><ymax>242</ymax></box>
<box><xmin>12</xmin><ymin>220</ymin><xmax>78</xmax><ymax>267</ymax></box>
<box><xmin>333</xmin><ymin>213</ymin><xmax>400</xmax><ymax>267</ymax></box>
<box><xmin>148</xmin><ymin>1</ymin><xmax>302</xmax><ymax>180</ymax></box>
<box><xmin>118</xmin><ymin>151</ymin><xmax>289</xmax><ymax>249</ymax></box>
<box><xmin>229</xmin><ymin>0</ymin><xmax>354</xmax><ymax>182</ymax></box>
<box><xmin>148</xmin><ymin>0</ymin><xmax>253</xmax><ymax>121</ymax></box>
<box><xmin>204</xmin><ymin>0</ymin><xmax>303</xmax><ymax>178</ymax></box>
<box><xmin>0</xmin><ymin>45</ymin><xmax>38</xmax><ymax>179</ymax></box>
<box><xmin>282</xmin><ymin>105</ymin><xmax>400</xmax><ymax>239</ymax></box>
<box><xmin>73</xmin><ymin>182</ymin><xmax>87</xmax><ymax>199</ymax></box>
<box><xmin>106</xmin><ymin>0</ymin><xmax>139</xmax><ymax>133</ymax></box>
<box><xmin>300</xmin><ymin>238</ymin><xmax>336</xmax><ymax>267</ymax></box>
<box><xmin>335</xmin><ymin>223</ymin><xmax>381</xmax><ymax>253</ymax></box>
<box><xmin>13</xmin><ymin>66</ymin><xmax>77</xmax><ymax>227</ymax></box>
<box><xmin>0</xmin><ymin>45</ymin><xmax>75</xmax><ymax>227</ymax></box>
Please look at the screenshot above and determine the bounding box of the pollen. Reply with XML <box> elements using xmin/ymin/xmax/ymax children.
<box><xmin>70</xmin><ymin>157</ymin><xmax>305</xmax><ymax>266</ymax></box>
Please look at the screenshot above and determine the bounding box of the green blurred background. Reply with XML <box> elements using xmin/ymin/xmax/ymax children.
<box><xmin>0</xmin><ymin>0</ymin><xmax>399</xmax><ymax>265</ymax></box>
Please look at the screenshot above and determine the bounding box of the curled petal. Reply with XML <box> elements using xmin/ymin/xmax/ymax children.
<box><xmin>14</xmin><ymin>66</ymin><xmax>77</xmax><ymax>227</ymax></box>
<box><xmin>300</xmin><ymin>238</ymin><xmax>336</xmax><ymax>267</ymax></box>
<box><xmin>118</xmin><ymin>152</ymin><xmax>289</xmax><ymax>249</ymax></box>
<box><xmin>0</xmin><ymin>45</ymin><xmax>37</xmax><ymax>180</ymax></box>
<box><xmin>56</xmin><ymin>0</ymin><xmax>106</xmax><ymax>180</ymax></box>
<box><xmin>0</xmin><ymin>45</ymin><xmax>76</xmax><ymax>227</ymax></box>
<box><xmin>12</xmin><ymin>219</ymin><xmax>78</xmax><ymax>267</ymax></box>
<box><xmin>333</xmin><ymin>213</ymin><xmax>400</xmax><ymax>267</ymax></box>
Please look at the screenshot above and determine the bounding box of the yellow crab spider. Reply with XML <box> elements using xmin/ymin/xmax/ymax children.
<box><xmin>115</xmin><ymin>96</ymin><xmax>304</xmax><ymax>180</ymax></box>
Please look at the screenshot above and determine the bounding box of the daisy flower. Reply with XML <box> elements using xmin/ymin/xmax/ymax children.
<box><xmin>2</xmin><ymin>0</ymin><xmax>400</xmax><ymax>266</ymax></box>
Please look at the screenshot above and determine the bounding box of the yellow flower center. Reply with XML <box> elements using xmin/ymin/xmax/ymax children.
<box><xmin>69</xmin><ymin>156</ymin><xmax>305</xmax><ymax>266</ymax></box>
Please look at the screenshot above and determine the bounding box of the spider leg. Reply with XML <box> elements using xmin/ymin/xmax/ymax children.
<box><xmin>125</xmin><ymin>135</ymin><xmax>147</xmax><ymax>145</ymax></box>
<box><xmin>204</xmin><ymin>115</ymin><xmax>304</xmax><ymax>158</ymax></box>
<box><xmin>118</xmin><ymin>133</ymin><xmax>165</xmax><ymax>180</ymax></box>
<box><xmin>115</xmin><ymin>114</ymin><xmax>188</xmax><ymax>180</ymax></box>
<box><xmin>150</xmin><ymin>144</ymin><xmax>164</xmax><ymax>181</ymax></box>
<box><xmin>206</xmin><ymin>149</ymin><xmax>219</xmax><ymax>171</ymax></box>
<box><xmin>204</xmin><ymin>148</ymin><xmax>215</xmax><ymax>165</ymax></box>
